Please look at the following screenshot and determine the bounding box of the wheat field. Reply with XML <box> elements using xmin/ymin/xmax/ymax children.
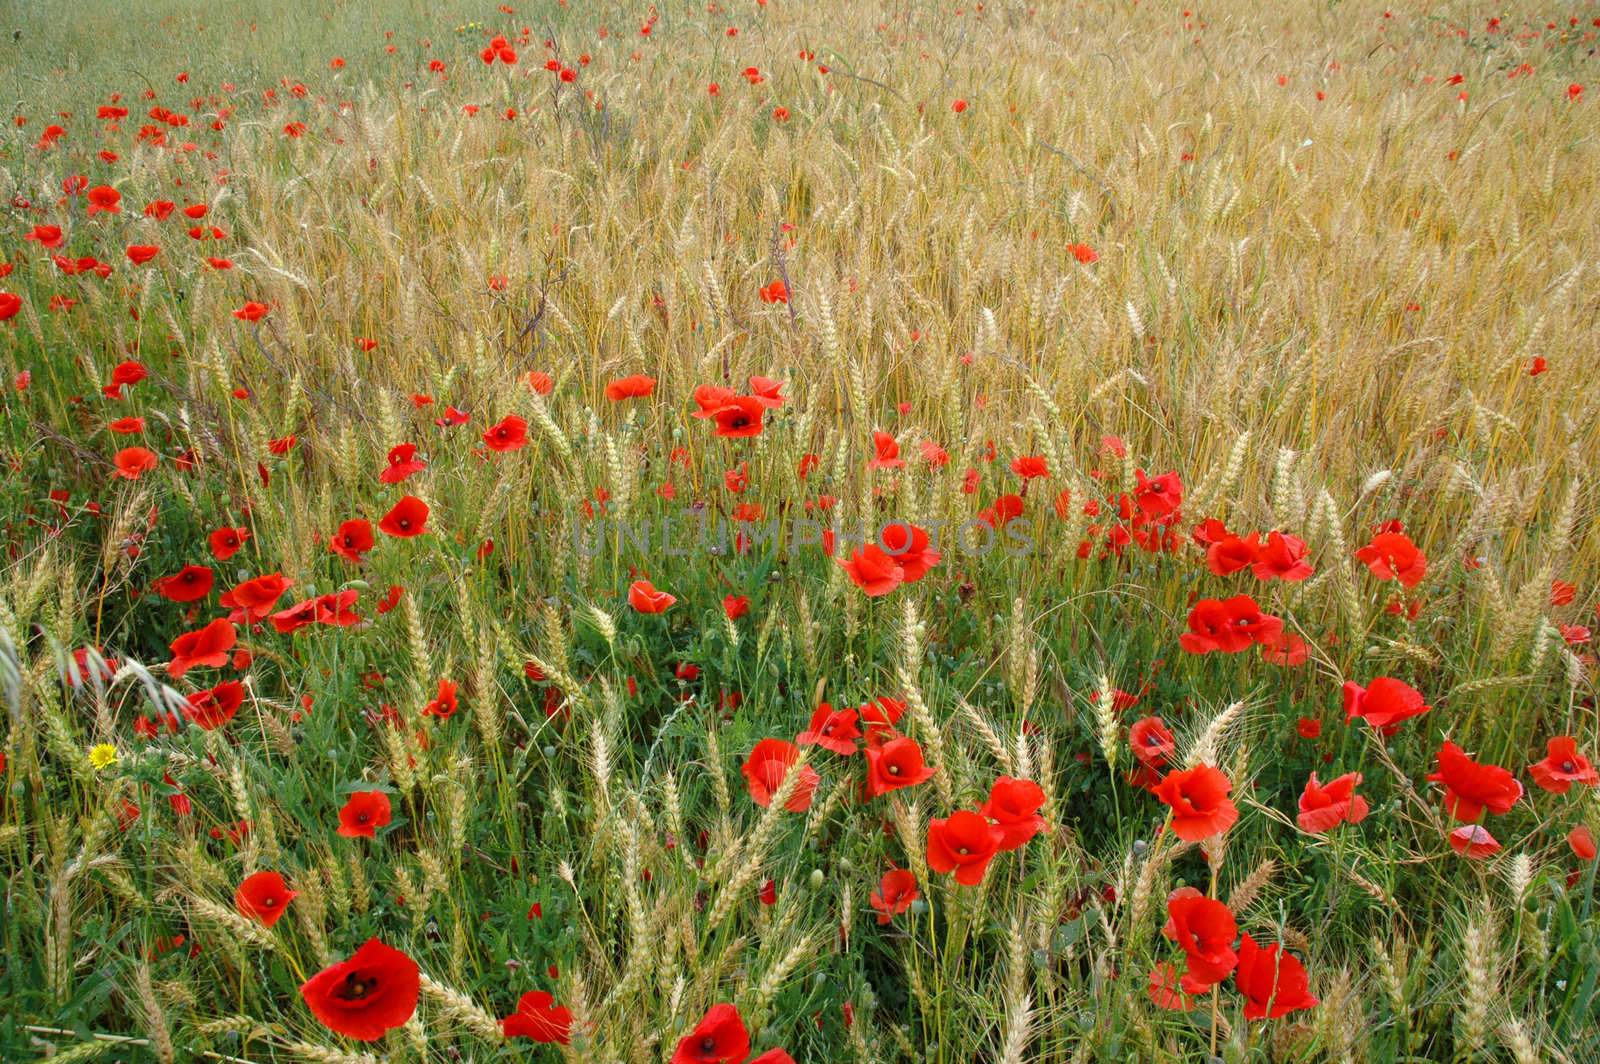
<box><xmin>1</xmin><ymin>0</ymin><xmax>1597</xmax><ymax>1060</ymax></box>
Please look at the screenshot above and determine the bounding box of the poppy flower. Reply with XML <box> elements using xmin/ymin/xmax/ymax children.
<box><xmin>299</xmin><ymin>938</ymin><xmax>419</xmax><ymax>1041</ymax></box>
<box><xmin>748</xmin><ymin>376</ymin><xmax>786</xmax><ymax>407</ymax></box>
<box><xmin>979</xmin><ymin>776</ymin><xmax>1047</xmax><ymax>850</ymax></box>
<box><xmin>1233</xmin><ymin>934</ymin><xmax>1318</xmax><ymax>1018</ymax></box>
<box><xmin>108</xmin><ymin>416</ymin><xmax>146</xmax><ymax>434</ymax></box>
<box><xmin>742</xmin><ymin>738</ymin><xmax>818</xmax><ymax>812</ymax></box>
<box><xmin>1252</xmin><ymin>531</ymin><xmax>1314</xmax><ymax>581</ymax></box>
<box><xmin>184</xmin><ymin>680</ymin><xmax>245</xmax><ymax>730</ymax></box>
<box><xmin>379</xmin><ymin>495</ymin><xmax>429</xmax><ymax>537</ymax></box>
<box><xmin>1179</xmin><ymin>595</ymin><xmax>1282</xmax><ymax>654</ymax></box>
<box><xmin>0</xmin><ymin>292</ymin><xmax>21</xmax><ymax>321</ymax></box>
<box><xmin>1427</xmin><ymin>741</ymin><xmax>1523</xmax><ymax>821</ymax></box>
<box><xmin>1010</xmin><ymin>455</ymin><xmax>1049</xmax><ymax>480</ymax></box>
<box><xmin>220</xmin><ymin>573</ymin><xmax>292</xmax><ymax>622</ymax></box>
<box><xmin>926</xmin><ymin>809</ymin><xmax>1005</xmax><ymax>885</ymax></box>
<box><xmin>422</xmin><ymin>679</ymin><xmax>458</xmax><ymax>720</ymax></box>
<box><xmin>235</xmin><ymin>870</ymin><xmax>297</xmax><ymax>927</ymax></box>
<box><xmin>603</xmin><ymin>374</ymin><xmax>655</xmax><ymax>401</ymax></box>
<box><xmin>381</xmin><ymin>443</ymin><xmax>426</xmax><ymax>484</ymax></box>
<box><xmin>502</xmin><ymin>990</ymin><xmax>573</xmax><ymax>1043</ymax></box>
<box><xmin>870</xmin><ymin>868</ymin><xmax>919</xmax><ymax>923</ymax></box>
<box><xmin>1163</xmin><ymin>887</ymin><xmax>1238</xmax><ymax>991</ymax></box>
<box><xmin>796</xmin><ymin>702</ymin><xmax>861</xmax><ymax>755</ymax></box>
<box><xmin>484</xmin><ymin>414</ymin><xmax>528</xmax><ymax>452</ymax></box>
<box><xmin>1296</xmin><ymin>772</ymin><xmax>1369</xmax><ymax>833</ymax></box>
<box><xmin>1154</xmin><ymin>764</ymin><xmax>1238</xmax><ymax>842</ymax></box>
<box><xmin>1448</xmin><ymin>824</ymin><xmax>1501</xmax><ymax>859</ymax></box>
<box><xmin>758</xmin><ymin>279</ymin><xmax>788</xmax><ymax>304</ymax></box>
<box><xmin>125</xmin><ymin>244</ymin><xmax>160</xmax><ymax>265</ymax></box>
<box><xmin>331</xmin><ymin>519</ymin><xmax>374</xmax><ymax>562</ymax></box>
<box><xmin>1341</xmin><ymin>676</ymin><xmax>1430</xmax><ymax>734</ymax></box>
<box><xmin>210</xmin><ymin>526</ymin><xmax>250</xmax><ymax>560</ymax></box>
<box><xmin>1568</xmin><ymin>826</ymin><xmax>1597</xmax><ymax>862</ymax></box>
<box><xmin>839</xmin><ymin>544</ymin><xmax>905</xmax><ymax>597</ymax></box>
<box><xmin>1260</xmin><ymin>630</ymin><xmax>1310</xmax><ymax>666</ymax></box>
<box><xmin>859</xmin><ymin>696</ymin><xmax>906</xmax><ymax>740</ymax></box>
<box><xmin>1206</xmin><ymin>532</ymin><xmax>1259</xmax><ymax>576</ymax></box>
<box><xmin>113</xmin><ymin>446</ymin><xmax>159</xmax><ymax>480</ymax></box>
<box><xmin>864</xmin><ymin>736</ymin><xmax>936</xmax><ymax>797</ymax></box>
<box><xmin>691</xmin><ymin>384</ymin><xmax>737</xmax><ymax>418</ymax></box>
<box><xmin>878</xmin><ymin>522</ymin><xmax>941</xmax><ymax>581</ymax></box>
<box><xmin>1129</xmin><ymin>716</ymin><xmax>1176</xmax><ymax>769</ymax></box>
<box><xmin>1528</xmin><ymin>736</ymin><xmax>1598</xmax><ymax>794</ymax></box>
<box><xmin>670</xmin><ymin>1003</ymin><xmax>750</xmax><ymax>1064</ymax></box>
<box><xmin>712</xmin><ymin>396</ymin><xmax>766</xmax><ymax>438</ymax></box>
<box><xmin>1148</xmin><ymin>962</ymin><xmax>1197</xmax><ymax>1012</ymax></box>
<box><xmin>1134</xmin><ymin>469</ymin><xmax>1183</xmax><ymax>518</ymax></box>
<box><xmin>867</xmin><ymin>431</ymin><xmax>903</xmax><ymax>470</ymax></box>
<box><xmin>167</xmin><ymin>618</ymin><xmax>236</xmax><ymax>679</ymax></box>
<box><xmin>24</xmin><ymin>224</ymin><xmax>64</xmax><ymax>249</ymax></box>
<box><xmin>86</xmin><ymin>185</ymin><xmax>122</xmax><ymax>215</ymax></box>
<box><xmin>233</xmin><ymin>301</ymin><xmax>270</xmax><ymax>322</ymax></box>
<box><xmin>1354</xmin><ymin>530</ymin><xmax>1427</xmax><ymax>587</ymax></box>
<box><xmin>152</xmin><ymin>564</ymin><xmax>214</xmax><ymax>603</ymax></box>
<box><xmin>337</xmin><ymin>791</ymin><xmax>393</xmax><ymax>838</ymax></box>
<box><xmin>722</xmin><ymin>595</ymin><xmax>750</xmax><ymax>620</ymax></box>
<box><xmin>628</xmin><ymin>579</ymin><xmax>676</xmax><ymax>613</ymax></box>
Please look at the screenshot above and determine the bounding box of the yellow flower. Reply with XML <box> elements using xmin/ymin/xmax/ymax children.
<box><xmin>88</xmin><ymin>743</ymin><xmax>118</xmax><ymax>771</ymax></box>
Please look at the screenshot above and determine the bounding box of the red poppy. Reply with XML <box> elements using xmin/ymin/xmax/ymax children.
<box><xmin>879</xmin><ymin>522</ymin><xmax>941</xmax><ymax>582</ymax></box>
<box><xmin>1163</xmin><ymin>887</ymin><xmax>1238</xmax><ymax>991</ymax></box>
<box><xmin>86</xmin><ymin>185</ymin><xmax>122</xmax><ymax>215</ymax></box>
<box><xmin>979</xmin><ymin>776</ymin><xmax>1047</xmax><ymax>850</ymax></box>
<box><xmin>233</xmin><ymin>301</ymin><xmax>270</xmax><ymax>322</ymax></box>
<box><xmin>1129</xmin><ymin>716</ymin><xmax>1176</xmax><ymax>769</ymax></box>
<box><xmin>1154</xmin><ymin>764</ymin><xmax>1238</xmax><ymax>842</ymax></box>
<box><xmin>299</xmin><ymin>938</ymin><xmax>419</xmax><ymax>1041</ymax></box>
<box><xmin>1134</xmin><ymin>469</ymin><xmax>1183</xmax><ymax>518</ymax></box>
<box><xmin>867</xmin><ymin>430</ymin><xmax>903</xmax><ymax>470</ymax></box>
<box><xmin>331</xmin><ymin>519</ymin><xmax>374</xmax><ymax>562</ymax></box>
<box><xmin>859</xmin><ymin>696</ymin><xmax>906</xmax><ymax>740</ymax></box>
<box><xmin>1178</xmin><ymin>595</ymin><xmax>1281</xmax><ymax>654</ymax></box>
<box><xmin>1528</xmin><ymin>736</ymin><xmax>1598</xmax><ymax>794</ymax></box>
<box><xmin>501</xmin><ymin>990</ymin><xmax>572</xmax><ymax>1044</ymax></box>
<box><xmin>628</xmin><ymin>579</ymin><xmax>676</xmax><ymax>613</ymax></box>
<box><xmin>184</xmin><ymin>680</ymin><xmax>245</xmax><ymax>730</ymax></box>
<box><xmin>1296</xmin><ymin>772</ymin><xmax>1369</xmax><ymax>833</ymax></box>
<box><xmin>758</xmin><ymin>279</ymin><xmax>788</xmax><ymax>304</ymax></box>
<box><xmin>1568</xmin><ymin>826</ymin><xmax>1597</xmax><ymax>862</ymax></box>
<box><xmin>712</xmin><ymin>396</ymin><xmax>766</xmax><ymax>438</ymax></box>
<box><xmin>748</xmin><ymin>376</ymin><xmax>786</xmax><ymax>407</ymax></box>
<box><xmin>1448</xmin><ymin>824</ymin><xmax>1501</xmax><ymax>859</ymax></box>
<box><xmin>108</xmin><ymin>416</ymin><xmax>146</xmax><ymax>434</ymax></box>
<box><xmin>670</xmin><ymin>1003</ymin><xmax>750</xmax><ymax>1064</ymax></box>
<box><xmin>603</xmin><ymin>374</ymin><xmax>656</xmax><ymax>401</ymax></box>
<box><xmin>379</xmin><ymin>495</ymin><xmax>429</xmax><ymax>537</ymax></box>
<box><xmin>870</xmin><ymin>868</ymin><xmax>919</xmax><ymax>923</ymax></box>
<box><xmin>337</xmin><ymin>791</ymin><xmax>393</xmax><ymax>838</ymax></box>
<box><xmin>1252</xmin><ymin>531</ymin><xmax>1314</xmax><ymax>581</ymax></box>
<box><xmin>484</xmin><ymin>414</ymin><xmax>528</xmax><ymax>452</ymax></box>
<box><xmin>1206</xmin><ymin>532</ymin><xmax>1259</xmax><ymax>576</ymax></box>
<box><xmin>691</xmin><ymin>384</ymin><xmax>738</xmax><ymax>418</ymax></box>
<box><xmin>1354</xmin><ymin>530</ymin><xmax>1427</xmax><ymax>587</ymax></box>
<box><xmin>234</xmin><ymin>870</ymin><xmax>297</xmax><ymax>927</ymax></box>
<box><xmin>1148</xmin><ymin>962</ymin><xmax>1197</xmax><ymax>1012</ymax></box>
<box><xmin>839</xmin><ymin>544</ymin><xmax>905</xmax><ymax>597</ymax></box>
<box><xmin>722</xmin><ymin>595</ymin><xmax>750</xmax><ymax>620</ymax></box>
<box><xmin>0</xmin><ymin>292</ymin><xmax>21</xmax><ymax>321</ymax></box>
<box><xmin>125</xmin><ymin>244</ymin><xmax>160</xmax><ymax>265</ymax></box>
<box><xmin>796</xmin><ymin>702</ymin><xmax>861</xmax><ymax>755</ymax></box>
<box><xmin>152</xmin><ymin>564</ymin><xmax>214</xmax><ymax>603</ymax></box>
<box><xmin>864</xmin><ymin>736</ymin><xmax>936</xmax><ymax>797</ymax></box>
<box><xmin>742</xmin><ymin>738</ymin><xmax>818</xmax><ymax>811</ymax></box>
<box><xmin>209</xmin><ymin>526</ymin><xmax>250</xmax><ymax>560</ymax></box>
<box><xmin>1010</xmin><ymin>455</ymin><xmax>1049</xmax><ymax>480</ymax></box>
<box><xmin>24</xmin><ymin>224</ymin><xmax>64</xmax><ymax>249</ymax></box>
<box><xmin>1233</xmin><ymin>934</ymin><xmax>1318</xmax><ymax>1018</ymax></box>
<box><xmin>1342</xmin><ymin>676</ymin><xmax>1430</xmax><ymax>734</ymax></box>
<box><xmin>220</xmin><ymin>573</ymin><xmax>293</xmax><ymax>622</ymax></box>
<box><xmin>113</xmin><ymin>446</ymin><xmax>159</xmax><ymax>480</ymax></box>
<box><xmin>381</xmin><ymin>443</ymin><xmax>426</xmax><ymax>484</ymax></box>
<box><xmin>167</xmin><ymin>618</ymin><xmax>236</xmax><ymax>679</ymax></box>
<box><xmin>1428</xmin><ymin>741</ymin><xmax>1522</xmax><ymax>821</ymax></box>
<box><xmin>926</xmin><ymin>809</ymin><xmax>1005</xmax><ymax>885</ymax></box>
<box><xmin>422</xmin><ymin>679</ymin><xmax>459</xmax><ymax>720</ymax></box>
